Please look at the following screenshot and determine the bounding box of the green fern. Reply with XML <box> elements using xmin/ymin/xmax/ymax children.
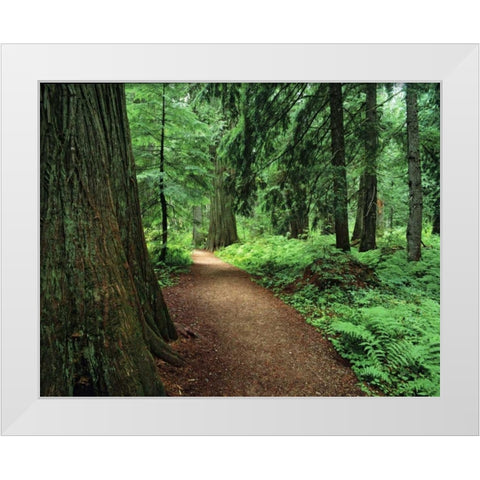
<box><xmin>216</xmin><ymin>233</ymin><xmax>439</xmax><ymax>397</ymax></box>
<box><xmin>357</xmin><ymin>366</ymin><xmax>390</xmax><ymax>385</ymax></box>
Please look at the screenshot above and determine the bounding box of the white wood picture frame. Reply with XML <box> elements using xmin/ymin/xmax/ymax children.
<box><xmin>1</xmin><ymin>43</ymin><xmax>478</xmax><ymax>435</ymax></box>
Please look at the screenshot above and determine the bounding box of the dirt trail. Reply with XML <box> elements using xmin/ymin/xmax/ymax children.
<box><xmin>159</xmin><ymin>249</ymin><xmax>366</xmax><ymax>396</ymax></box>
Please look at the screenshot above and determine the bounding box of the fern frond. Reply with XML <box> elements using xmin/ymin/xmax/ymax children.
<box><xmin>386</xmin><ymin>340</ymin><xmax>416</xmax><ymax>369</ymax></box>
<box><xmin>357</xmin><ymin>366</ymin><xmax>390</xmax><ymax>384</ymax></box>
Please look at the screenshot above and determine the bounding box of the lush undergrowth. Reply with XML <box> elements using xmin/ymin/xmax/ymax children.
<box><xmin>216</xmin><ymin>231</ymin><xmax>440</xmax><ymax>396</ymax></box>
<box><xmin>145</xmin><ymin>229</ymin><xmax>193</xmax><ymax>287</ymax></box>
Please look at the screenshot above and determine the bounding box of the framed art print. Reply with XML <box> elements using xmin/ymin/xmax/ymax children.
<box><xmin>1</xmin><ymin>43</ymin><xmax>478</xmax><ymax>435</ymax></box>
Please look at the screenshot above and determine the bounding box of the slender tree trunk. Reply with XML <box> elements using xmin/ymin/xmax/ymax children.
<box><xmin>192</xmin><ymin>205</ymin><xmax>204</xmax><ymax>247</ymax></box>
<box><xmin>285</xmin><ymin>184</ymin><xmax>309</xmax><ymax>239</ymax></box>
<box><xmin>159</xmin><ymin>83</ymin><xmax>168</xmax><ymax>263</ymax></box>
<box><xmin>40</xmin><ymin>83</ymin><xmax>181</xmax><ymax>397</ymax></box>
<box><xmin>406</xmin><ymin>84</ymin><xmax>423</xmax><ymax>260</ymax></box>
<box><xmin>329</xmin><ymin>83</ymin><xmax>350</xmax><ymax>251</ymax></box>
<box><xmin>359</xmin><ymin>83</ymin><xmax>378</xmax><ymax>252</ymax></box>
<box><xmin>351</xmin><ymin>173</ymin><xmax>365</xmax><ymax>242</ymax></box>
<box><xmin>207</xmin><ymin>146</ymin><xmax>239</xmax><ymax>251</ymax></box>
<box><xmin>389</xmin><ymin>206</ymin><xmax>394</xmax><ymax>231</ymax></box>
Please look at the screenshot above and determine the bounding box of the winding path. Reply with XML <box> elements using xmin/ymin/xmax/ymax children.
<box><xmin>159</xmin><ymin>250</ymin><xmax>365</xmax><ymax>396</ymax></box>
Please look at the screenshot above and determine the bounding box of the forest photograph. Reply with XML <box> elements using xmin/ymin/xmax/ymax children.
<box><xmin>40</xmin><ymin>81</ymin><xmax>440</xmax><ymax>397</ymax></box>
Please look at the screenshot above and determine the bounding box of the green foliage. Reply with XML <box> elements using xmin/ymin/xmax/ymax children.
<box><xmin>351</xmin><ymin>231</ymin><xmax>440</xmax><ymax>301</ymax></box>
<box><xmin>124</xmin><ymin>82</ymin><xmax>440</xmax><ymax>396</ymax></box>
<box><xmin>324</xmin><ymin>300</ymin><xmax>440</xmax><ymax>396</ymax></box>
<box><xmin>126</xmin><ymin>83</ymin><xmax>215</xmax><ymax>255</ymax></box>
<box><xmin>217</xmin><ymin>234</ymin><xmax>334</xmax><ymax>291</ymax></box>
<box><xmin>144</xmin><ymin>227</ymin><xmax>192</xmax><ymax>287</ymax></box>
<box><xmin>217</xmin><ymin>233</ymin><xmax>440</xmax><ymax>396</ymax></box>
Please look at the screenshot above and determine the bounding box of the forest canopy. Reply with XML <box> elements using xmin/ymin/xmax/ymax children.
<box><xmin>125</xmin><ymin>82</ymin><xmax>439</xmax><ymax>256</ymax></box>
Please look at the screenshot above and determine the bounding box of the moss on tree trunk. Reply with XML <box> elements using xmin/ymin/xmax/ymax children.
<box><xmin>40</xmin><ymin>84</ymin><xmax>180</xmax><ymax>396</ymax></box>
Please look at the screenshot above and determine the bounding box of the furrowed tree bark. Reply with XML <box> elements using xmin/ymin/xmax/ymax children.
<box><xmin>406</xmin><ymin>84</ymin><xmax>423</xmax><ymax>261</ymax></box>
<box><xmin>206</xmin><ymin>145</ymin><xmax>239</xmax><ymax>251</ymax></box>
<box><xmin>329</xmin><ymin>83</ymin><xmax>350</xmax><ymax>251</ymax></box>
<box><xmin>40</xmin><ymin>83</ymin><xmax>181</xmax><ymax>397</ymax></box>
<box><xmin>359</xmin><ymin>83</ymin><xmax>378</xmax><ymax>252</ymax></box>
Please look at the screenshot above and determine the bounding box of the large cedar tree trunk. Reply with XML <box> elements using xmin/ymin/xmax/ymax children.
<box><xmin>406</xmin><ymin>84</ymin><xmax>423</xmax><ymax>260</ymax></box>
<box><xmin>359</xmin><ymin>83</ymin><xmax>378</xmax><ymax>252</ymax></box>
<box><xmin>206</xmin><ymin>146</ymin><xmax>239</xmax><ymax>251</ymax></box>
<box><xmin>40</xmin><ymin>83</ymin><xmax>181</xmax><ymax>397</ymax></box>
<box><xmin>329</xmin><ymin>83</ymin><xmax>350</xmax><ymax>251</ymax></box>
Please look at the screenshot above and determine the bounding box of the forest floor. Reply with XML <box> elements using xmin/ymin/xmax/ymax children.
<box><xmin>158</xmin><ymin>249</ymin><xmax>366</xmax><ymax>396</ymax></box>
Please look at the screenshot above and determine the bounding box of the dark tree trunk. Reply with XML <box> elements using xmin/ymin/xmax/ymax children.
<box><xmin>432</xmin><ymin>207</ymin><xmax>440</xmax><ymax>235</ymax></box>
<box><xmin>359</xmin><ymin>83</ymin><xmax>378</xmax><ymax>252</ymax></box>
<box><xmin>329</xmin><ymin>83</ymin><xmax>350</xmax><ymax>251</ymax></box>
<box><xmin>40</xmin><ymin>83</ymin><xmax>181</xmax><ymax>397</ymax></box>
<box><xmin>406</xmin><ymin>84</ymin><xmax>423</xmax><ymax>260</ymax></box>
<box><xmin>206</xmin><ymin>146</ymin><xmax>239</xmax><ymax>251</ymax></box>
<box><xmin>159</xmin><ymin>83</ymin><xmax>168</xmax><ymax>263</ymax></box>
<box><xmin>351</xmin><ymin>173</ymin><xmax>365</xmax><ymax>242</ymax></box>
